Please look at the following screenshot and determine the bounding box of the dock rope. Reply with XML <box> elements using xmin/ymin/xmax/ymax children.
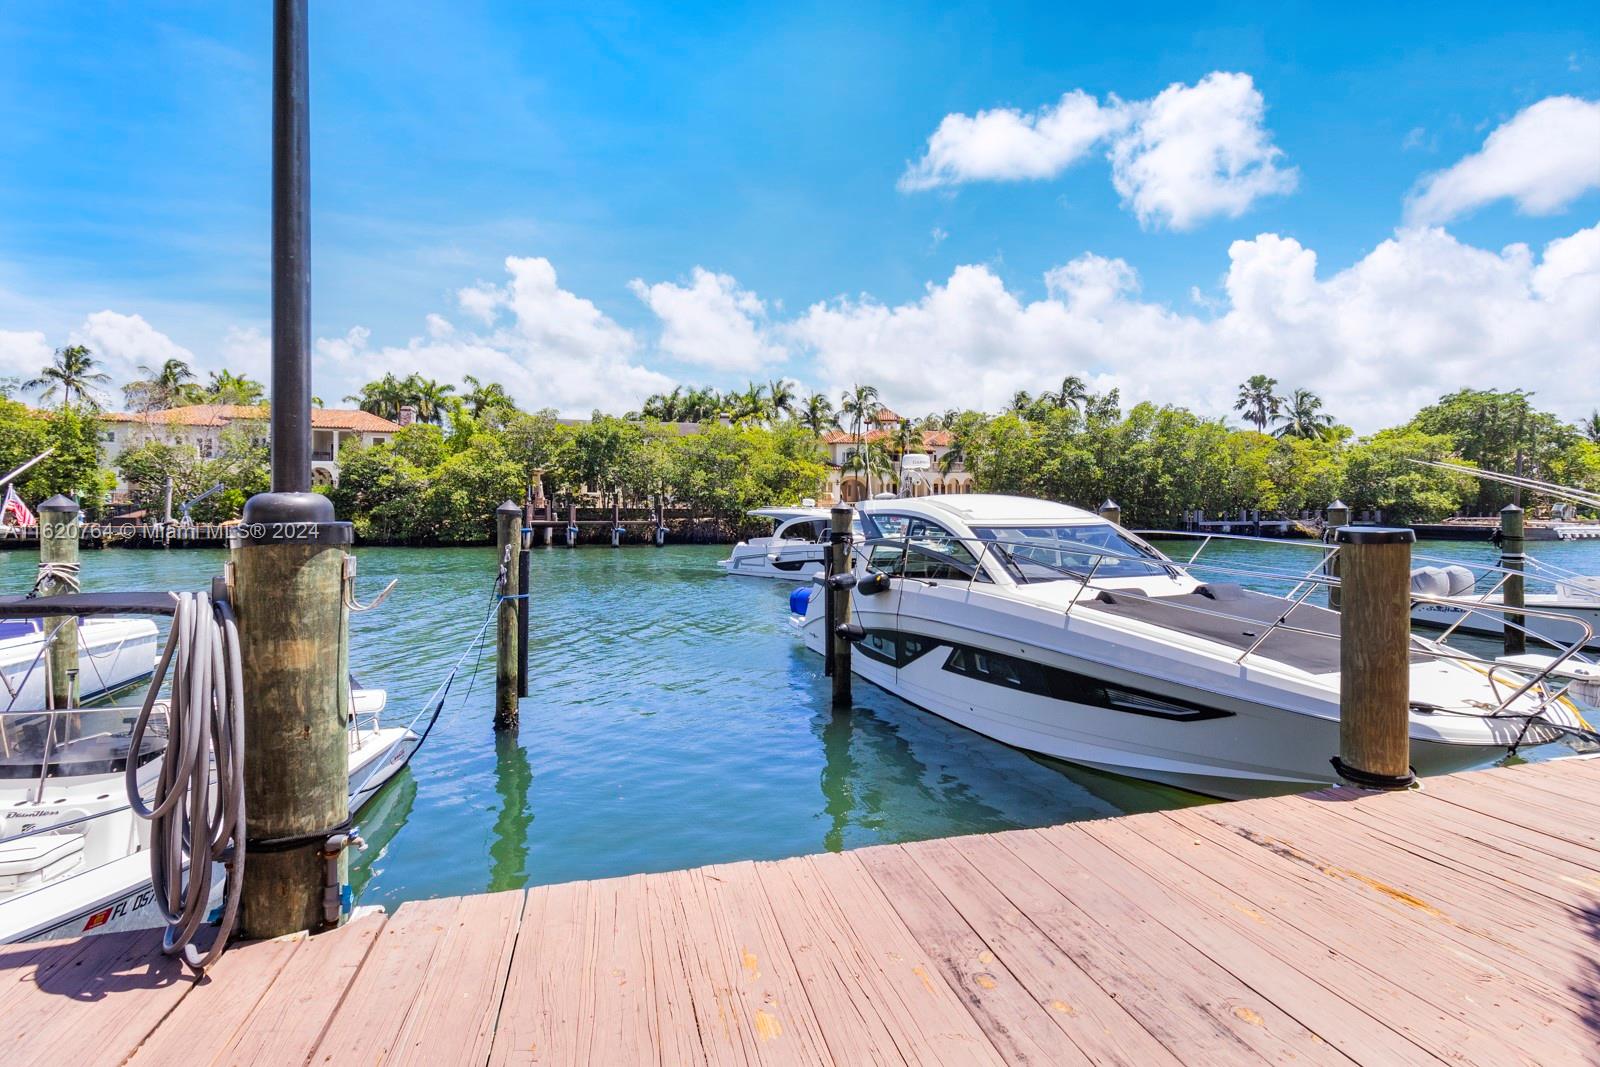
<box><xmin>125</xmin><ymin>591</ymin><xmax>246</xmax><ymax>972</ymax></box>
<box><xmin>28</xmin><ymin>560</ymin><xmax>80</xmax><ymax>596</ymax></box>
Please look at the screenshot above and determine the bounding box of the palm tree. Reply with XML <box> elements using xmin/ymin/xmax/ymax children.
<box><xmin>1047</xmin><ymin>374</ymin><xmax>1089</xmax><ymax>412</ymax></box>
<box><xmin>799</xmin><ymin>392</ymin><xmax>837</xmax><ymax>437</ymax></box>
<box><xmin>26</xmin><ymin>344</ymin><xmax>111</xmax><ymax>408</ymax></box>
<box><xmin>838</xmin><ymin>384</ymin><xmax>883</xmax><ymax>495</ymax></box>
<box><xmin>1008</xmin><ymin>389</ymin><xmax>1034</xmax><ymax>415</ymax></box>
<box><xmin>766</xmin><ymin>378</ymin><xmax>797</xmax><ymax>422</ymax></box>
<box><xmin>1234</xmin><ymin>374</ymin><xmax>1282</xmax><ymax>432</ymax></box>
<box><xmin>1584</xmin><ymin>409</ymin><xmax>1600</xmax><ymax>445</ymax></box>
<box><xmin>401</xmin><ymin>374</ymin><xmax>456</xmax><ymax>424</ymax></box>
<box><xmin>122</xmin><ymin>357</ymin><xmax>196</xmax><ymax>411</ymax></box>
<box><xmin>345</xmin><ymin>374</ymin><xmax>408</xmax><ymax>419</ymax></box>
<box><xmin>728</xmin><ymin>382</ymin><xmax>767</xmax><ymax>424</ymax></box>
<box><xmin>206</xmin><ymin>369</ymin><xmax>267</xmax><ymax>406</ymax></box>
<box><xmin>461</xmin><ymin>375</ymin><xmax>515</xmax><ymax>418</ymax></box>
<box><xmin>1273</xmin><ymin>389</ymin><xmax>1337</xmax><ymax>440</ymax></box>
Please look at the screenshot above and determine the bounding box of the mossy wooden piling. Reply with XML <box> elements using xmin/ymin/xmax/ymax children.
<box><xmin>1324</xmin><ymin>499</ymin><xmax>1349</xmax><ymax>612</ymax></box>
<box><xmin>1500</xmin><ymin>503</ymin><xmax>1525</xmax><ymax>655</ymax></box>
<box><xmin>1333</xmin><ymin>526</ymin><xmax>1416</xmax><ymax>789</ymax></box>
<box><xmin>36</xmin><ymin>495</ymin><xmax>80</xmax><ymax>708</ymax></box>
<box><xmin>827</xmin><ymin>504</ymin><xmax>853</xmax><ymax>707</ymax></box>
<box><xmin>495</xmin><ymin>500</ymin><xmax>522</xmax><ymax>732</ymax></box>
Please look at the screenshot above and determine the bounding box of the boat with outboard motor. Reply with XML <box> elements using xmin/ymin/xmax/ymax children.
<box><xmin>0</xmin><ymin>588</ymin><xmax>422</xmax><ymax>945</ymax></box>
<box><xmin>0</xmin><ymin>681</ymin><xmax>417</xmax><ymax>944</ymax></box>
<box><xmin>792</xmin><ymin>494</ymin><xmax>1596</xmax><ymax>799</ymax></box>
<box><xmin>719</xmin><ymin>506</ymin><xmax>860</xmax><ymax>581</ymax></box>
<box><xmin>0</xmin><ymin>615</ymin><xmax>159</xmax><ymax>707</ymax></box>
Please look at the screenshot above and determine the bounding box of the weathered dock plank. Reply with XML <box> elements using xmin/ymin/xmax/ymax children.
<box><xmin>5</xmin><ymin>757</ymin><xmax>1597</xmax><ymax>1066</ymax></box>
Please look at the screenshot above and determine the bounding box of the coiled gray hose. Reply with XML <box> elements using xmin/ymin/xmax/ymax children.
<box><xmin>124</xmin><ymin>591</ymin><xmax>246</xmax><ymax>971</ymax></box>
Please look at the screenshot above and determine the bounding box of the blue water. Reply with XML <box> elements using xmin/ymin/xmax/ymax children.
<box><xmin>7</xmin><ymin>533</ymin><xmax>1597</xmax><ymax>906</ymax></box>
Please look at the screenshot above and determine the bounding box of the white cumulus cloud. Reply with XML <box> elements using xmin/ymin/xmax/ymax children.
<box><xmin>1108</xmin><ymin>72</ymin><xmax>1299</xmax><ymax>230</ymax></box>
<box><xmin>790</xmin><ymin>223</ymin><xmax>1600</xmax><ymax>429</ymax></box>
<box><xmin>899</xmin><ymin>72</ymin><xmax>1296</xmax><ymax>230</ymax></box>
<box><xmin>1406</xmin><ymin>96</ymin><xmax>1600</xmax><ymax>224</ymax></box>
<box><xmin>318</xmin><ymin>256</ymin><xmax>671</xmax><ymax>415</ymax></box>
<box><xmin>0</xmin><ymin>329</ymin><xmax>52</xmax><ymax>383</ymax></box>
<box><xmin>628</xmin><ymin>267</ymin><xmax>785</xmax><ymax>372</ymax></box>
<box><xmin>898</xmin><ymin>90</ymin><xmax>1127</xmax><ymax>192</ymax></box>
<box><xmin>68</xmin><ymin>310</ymin><xmax>196</xmax><ymax>386</ymax></box>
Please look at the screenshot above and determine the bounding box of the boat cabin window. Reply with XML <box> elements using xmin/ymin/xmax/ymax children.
<box><xmin>864</xmin><ymin>513</ymin><xmax>912</xmax><ymax>540</ymax></box>
<box><xmin>777</xmin><ymin>518</ymin><xmax>829</xmax><ymax>543</ymax></box>
<box><xmin>972</xmin><ymin>523</ymin><xmax>1170</xmax><ymax>582</ymax></box>
<box><xmin>863</xmin><ymin>539</ymin><xmax>988</xmax><ymax>582</ymax></box>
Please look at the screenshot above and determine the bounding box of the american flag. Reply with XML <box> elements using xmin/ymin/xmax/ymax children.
<box><xmin>1</xmin><ymin>486</ymin><xmax>36</xmax><ymax>527</ymax></box>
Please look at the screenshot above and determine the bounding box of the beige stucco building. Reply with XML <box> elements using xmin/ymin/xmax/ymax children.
<box><xmin>818</xmin><ymin>408</ymin><xmax>973</xmax><ymax>504</ymax></box>
<box><xmin>102</xmin><ymin>404</ymin><xmax>404</xmax><ymax>489</ymax></box>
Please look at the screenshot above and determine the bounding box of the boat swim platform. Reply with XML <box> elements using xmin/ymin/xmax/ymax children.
<box><xmin>4</xmin><ymin>757</ymin><xmax>1598</xmax><ymax>1066</ymax></box>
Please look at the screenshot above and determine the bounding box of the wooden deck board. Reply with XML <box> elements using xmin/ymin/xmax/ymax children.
<box><xmin>6</xmin><ymin>757</ymin><xmax>1598</xmax><ymax>1066</ymax></box>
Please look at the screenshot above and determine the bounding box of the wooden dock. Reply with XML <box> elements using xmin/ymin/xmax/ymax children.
<box><xmin>4</xmin><ymin>756</ymin><xmax>1597</xmax><ymax>1065</ymax></box>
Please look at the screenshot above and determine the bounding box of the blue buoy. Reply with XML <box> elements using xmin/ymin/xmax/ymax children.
<box><xmin>789</xmin><ymin>586</ymin><xmax>812</xmax><ymax>616</ymax></box>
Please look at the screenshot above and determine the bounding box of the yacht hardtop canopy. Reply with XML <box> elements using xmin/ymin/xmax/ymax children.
<box><xmin>747</xmin><ymin>506</ymin><xmax>834</xmax><ymax>523</ymax></box>
<box><xmin>0</xmin><ymin>591</ymin><xmax>180</xmax><ymax>618</ymax></box>
<box><xmin>859</xmin><ymin>494</ymin><xmax>1103</xmax><ymax>529</ymax></box>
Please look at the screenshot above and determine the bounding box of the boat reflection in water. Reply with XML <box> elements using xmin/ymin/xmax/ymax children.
<box><xmin>809</xmin><ymin>650</ymin><xmax>1207</xmax><ymax>855</ymax></box>
<box><xmin>348</xmin><ymin>768</ymin><xmax>417</xmax><ymax>901</ymax></box>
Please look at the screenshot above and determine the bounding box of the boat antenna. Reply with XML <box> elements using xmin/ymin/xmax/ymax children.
<box><xmin>1407</xmin><ymin>459</ymin><xmax>1600</xmax><ymax>510</ymax></box>
<box><xmin>0</xmin><ymin>447</ymin><xmax>55</xmax><ymax>492</ymax></box>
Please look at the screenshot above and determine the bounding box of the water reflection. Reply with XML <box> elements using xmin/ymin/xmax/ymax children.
<box><xmin>349</xmin><ymin>768</ymin><xmax>417</xmax><ymax>898</ymax></box>
<box><xmin>488</xmin><ymin>732</ymin><xmax>534</xmax><ymax>892</ymax></box>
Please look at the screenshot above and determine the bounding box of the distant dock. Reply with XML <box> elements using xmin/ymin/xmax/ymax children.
<box><xmin>4</xmin><ymin>755</ymin><xmax>1596</xmax><ymax>1064</ymax></box>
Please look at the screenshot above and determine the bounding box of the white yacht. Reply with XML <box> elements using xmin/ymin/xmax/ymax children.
<box><xmin>1410</xmin><ymin>567</ymin><xmax>1600</xmax><ymax>651</ymax></box>
<box><xmin>0</xmin><ymin>616</ymin><xmax>159</xmax><ymax>707</ymax></box>
<box><xmin>794</xmin><ymin>494</ymin><xmax>1593</xmax><ymax>799</ymax></box>
<box><xmin>719</xmin><ymin>506</ymin><xmax>852</xmax><ymax>582</ymax></box>
<box><xmin>0</xmin><ymin>684</ymin><xmax>418</xmax><ymax>944</ymax></box>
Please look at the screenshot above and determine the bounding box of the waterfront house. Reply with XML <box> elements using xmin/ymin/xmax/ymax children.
<box><xmin>102</xmin><ymin>404</ymin><xmax>404</xmax><ymax>490</ymax></box>
<box><xmin>819</xmin><ymin>407</ymin><xmax>973</xmax><ymax>503</ymax></box>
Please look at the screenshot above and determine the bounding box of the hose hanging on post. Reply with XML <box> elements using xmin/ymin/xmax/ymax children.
<box><xmin>125</xmin><ymin>591</ymin><xmax>247</xmax><ymax>972</ymax></box>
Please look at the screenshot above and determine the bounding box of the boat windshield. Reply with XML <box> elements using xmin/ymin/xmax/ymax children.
<box><xmin>0</xmin><ymin>707</ymin><xmax>166</xmax><ymax>781</ymax></box>
<box><xmin>972</xmin><ymin>524</ymin><xmax>1171</xmax><ymax>583</ymax></box>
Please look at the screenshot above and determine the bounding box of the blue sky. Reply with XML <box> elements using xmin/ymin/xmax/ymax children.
<box><xmin>1</xmin><ymin>2</ymin><xmax>1596</xmax><ymax>426</ymax></box>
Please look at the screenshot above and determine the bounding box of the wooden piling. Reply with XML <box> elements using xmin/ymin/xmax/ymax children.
<box><xmin>1499</xmin><ymin>503</ymin><xmax>1525</xmax><ymax>656</ymax></box>
<box><xmin>1324</xmin><ymin>500</ymin><xmax>1349</xmax><ymax>612</ymax></box>
<box><xmin>495</xmin><ymin>501</ymin><xmax>522</xmax><ymax>732</ymax></box>
<box><xmin>37</xmin><ymin>496</ymin><xmax>80</xmax><ymax>708</ymax></box>
<box><xmin>234</xmin><ymin>529</ymin><xmax>352</xmax><ymax>938</ymax></box>
<box><xmin>828</xmin><ymin>505</ymin><xmax>853</xmax><ymax>707</ymax></box>
<box><xmin>1096</xmin><ymin>498</ymin><xmax>1121</xmax><ymax>526</ymax></box>
<box><xmin>567</xmin><ymin>503</ymin><xmax>578</xmax><ymax>547</ymax></box>
<box><xmin>1333</xmin><ymin>526</ymin><xmax>1416</xmax><ymax>789</ymax></box>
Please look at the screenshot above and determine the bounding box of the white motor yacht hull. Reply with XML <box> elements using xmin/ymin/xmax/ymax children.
<box><xmin>1412</xmin><ymin>596</ymin><xmax>1600</xmax><ymax>651</ymax></box>
<box><xmin>0</xmin><ymin>716</ymin><xmax>417</xmax><ymax>944</ymax></box>
<box><xmin>0</xmin><ymin>617</ymin><xmax>159</xmax><ymax>706</ymax></box>
<box><xmin>717</xmin><ymin>541</ymin><xmax>826</xmax><ymax>581</ymax></box>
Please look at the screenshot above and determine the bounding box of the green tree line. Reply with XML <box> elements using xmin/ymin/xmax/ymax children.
<box><xmin>5</xmin><ymin>343</ymin><xmax>1599</xmax><ymax>539</ymax></box>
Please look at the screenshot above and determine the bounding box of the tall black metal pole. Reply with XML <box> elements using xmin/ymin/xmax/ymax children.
<box><xmin>234</xmin><ymin>0</ymin><xmax>354</xmax><ymax>939</ymax></box>
<box><xmin>272</xmin><ymin>0</ymin><xmax>312</xmax><ymax>493</ymax></box>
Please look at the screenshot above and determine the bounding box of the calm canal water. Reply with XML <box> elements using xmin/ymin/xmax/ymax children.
<box><xmin>9</xmin><ymin>531</ymin><xmax>1598</xmax><ymax>907</ymax></box>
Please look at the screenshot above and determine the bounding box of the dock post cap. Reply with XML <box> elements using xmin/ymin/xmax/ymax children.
<box><xmin>38</xmin><ymin>495</ymin><xmax>79</xmax><ymax>513</ymax></box>
<box><xmin>496</xmin><ymin>500</ymin><xmax>522</xmax><ymax>514</ymax></box>
<box><xmin>1326</xmin><ymin>499</ymin><xmax>1347</xmax><ymax>510</ymax></box>
<box><xmin>1499</xmin><ymin>502</ymin><xmax>1524</xmax><ymax>514</ymax></box>
<box><xmin>1333</xmin><ymin>525</ymin><xmax>1415</xmax><ymax>545</ymax></box>
<box><xmin>1099</xmin><ymin>498</ymin><xmax>1118</xmax><ymax>510</ymax></box>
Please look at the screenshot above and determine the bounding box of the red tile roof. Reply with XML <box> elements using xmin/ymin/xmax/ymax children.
<box><xmin>105</xmin><ymin>405</ymin><xmax>402</xmax><ymax>432</ymax></box>
<box><xmin>821</xmin><ymin>428</ymin><xmax>952</xmax><ymax>447</ymax></box>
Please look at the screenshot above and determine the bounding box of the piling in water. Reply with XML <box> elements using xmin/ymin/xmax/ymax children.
<box><xmin>1097</xmin><ymin>499</ymin><xmax>1121</xmax><ymax>527</ymax></box>
<box><xmin>1324</xmin><ymin>500</ymin><xmax>1349</xmax><ymax>612</ymax></box>
<box><xmin>1500</xmin><ymin>503</ymin><xmax>1525</xmax><ymax>656</ymax></box>
<box><xmin>37</xmin><ymin>496</ymin><xmax>80</xmax><ymax>708</ymax></box>
<box><xmin>1333</xmin><ymin>525</ymin><xmax>1416</xmax><ymax>789</ymax></box>
<box><xmin>496</xmin><ymin>501</ymin><xmax>522</xmax><ymax>731</ymax></box>
<box><xmin>828</xmin><ymin>505</ymin><xmax>853</xmax><ymax>707</ymax></box>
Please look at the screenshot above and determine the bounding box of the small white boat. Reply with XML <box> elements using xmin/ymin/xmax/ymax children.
<box><xmin>0</xmin><ymin>616</ymin><xmax>160</xmax><ymax>706</ymax></box>
<box><xmin>0</xmin><ymin>684</ymin><xmax>418</xmax><ymax>944</ymax></box>
<box><xmin>1410</xmin><ymin>570</ymin><xmax>1600</xmax><ymax>650</ymax></box>
<box><xmin>718</xmin><ymin>506</ymin><xmax>853</xmax><ymax>582</ymax></box>
<box><xmin>794</xmin><ymin>494</ymin><xmax>1595</xmax><ymax>799</ymax></box>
